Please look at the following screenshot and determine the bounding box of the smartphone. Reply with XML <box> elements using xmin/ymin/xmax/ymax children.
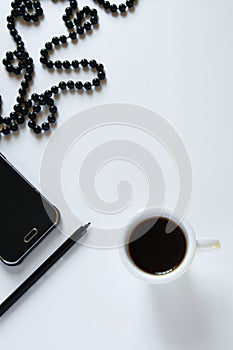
<box><xmin>0</xmin><ymin>153</ymin><xmax>59</xmax><ymax>266</ymax></box>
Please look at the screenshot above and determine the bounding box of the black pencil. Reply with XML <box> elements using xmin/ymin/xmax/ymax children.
<box><xmin>0</xmin><ymin>223</ymin><xmax>91</xmax><ymax>317</ymax></box>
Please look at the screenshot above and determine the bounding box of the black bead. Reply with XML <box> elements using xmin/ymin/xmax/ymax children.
<box><xmin>17</xmin><ymin>43</ymin><xmax>25</xmax><ymax>52</ymax></box>
<box><xmin>59</xmin><ymin>81</ymin><xmax>66</xmax><ymax>90</ymax></box>
<box><xmin>77</xmin><ymin>26</ymin><xmax>84</xmax><ymax>35</ymax></box>
<box><xmin>27</xmin><ymin>57</ymin><xmax>33</xmax><ymax>65</ymax></box>
<box><xmin>25</xmin><ymin>73</ymin><xmax>32</xmax><ymax>81</ymax></box>
<box><xmin>10</xmin><ymin>112</ymin><xmax>18</xmax><ymax>120</ymax></box>
<box><xmin>10</xmin><ymin>29</ymin><xmax>18</xmax><ymax>37</ymax></box>
<box><xmin>14</xmin><ymin>34</ymin><xmax>22</xmax><ymax>43</ymax></box>
<box><xmin>55</xmin><ymin>60</ymin><xmax>62</xmax><ymax>69</ymax></box>
<box><xmin>119</xmin><ymin>4</ymin><xmax>126</xmax><ymax>12</ymax></box>
<box><xmin>34</xmin><ymin>1</ymin><xmax>41</xmax><ymax>9</ymax></box>
<box><xmin>48</xmin><ymin>114</ymin><xmax>56</xmax><ymax>123</ymax></box>
<box><xmin>67</xmin><ymin>80</ymin><xmax>74</xmax><ymax>89</ymax></box>
<box><xmin>40</xmin><ymin>57</ymin><xmax>47</xmax><ymax>64</ymax></box>
<box><xmin>92</xmin><ymin>78</ymin><xmax>100</xmax><ymax>87</ymax></box>
<box><xmin>28</xmin><ymin>120</ymin><xmax>36</xmax><ymax>129</ymax></box>
<box><xmin>21</xmin><ymin>107</ymin><xmax>29</xmax><ymax>116</ymax></box>
<box><xmin>0</xmin><ymin>116</ymin><xmax>3</xmax><ymax>124</ymax></box>
<box><xmin>31</xmin><ymin>93</ymin><xmax>39</xmax><ymax>101</ymax></box>
<box><xmin>14</xmin><ymin>104</ymin><xmax>21</xmax><ymax>112</ymax></box>
<box><xmin>70</xmin><ymin>0</ymin><xmax>78</xmax><ymax>9</ymax></box>
<box><xmin>59</xmin><ymin>35</ymin><xmax>67</xmax><ymax>43</ymax></box>
<box><xmin>69</xmin><ymin>31</ymin><xmax>77</xmax><ymax>40</ymax></box>
<box><xmin>40</xmin><ymin>48</ymin><xmax>48</xmax><ymax>57</ymax></box>
<box><xmin>2</xmin><ymin>126</ymin><xmax>10</xmax><ymax>135</ymax></box>
<box><xmin>44</xmin><ymin>90</ymin><xmax>52</xmax><ymax>98</ymax></box>
<box><xmin>89</xmin><ymin>59</ymin><xmax>97</xmax><ymax>68</ymax></box>
<box><xmin>75</xmin><ymin>81</ymin><xmax>83</xmax><ymax>89</ymax></box>
<box><xmin>6</xmin><ymin>51</ymin><xmax>14</xmax><ymax>59</ymax></box>
<box><xmin>31</xmin><ymin>13</ymin><xmax>39</xmax><ymax>22</ymax></box>
<box><xmin>74</xmin><ymin>18</ymin><xmax>81</xmax><ymax>26</ymax></box>
<box><xmin>4</xmin><ymin>117</ymin><xmax>11</xmax><ymax>125</ymax></box>
<box><xmin>83</xmin><ymin>6</ymin><xmax>90</xmax><ymax>15</ymax></box>
<box><xmin>19</xmin><ymin>61</ymin><xmax>26</xmax><ymax>69</ymax></box>
<box><xmin>49</xmin><ymin>105</ymin><xmax>57</xmax><ymax>114</ymax></box>
<box><xmin>28</xmin><ymin>112</ymin><xmax>37</xmax><ymax>120</ymax></box>
<box><xmin>103</xmin><ymin>1</ymin><xmax>111</xmax><ymax>10</ymax></box>
<box><xmin>72</xmin><ymin>60</ymin><xmax>79</xmax><ymax>68</ymax></box>
<box><xmin>23</xmin><ymin>13</ymin><xmax>31</xmax><ymax>22</ymax></box>
<box><xmin>98</xmin><ymin>71</ymin><xmax>106</xmax><ymax>80</ymax></box>
<box><xmin>81</xmin><ymin>59</ymin><xmax>88</xmax><ymax>67</ymax></box>
<box><xmin>90</xmin><ymin>9</ymin><xmax>98</xmax><ymax>16</ymax></box>
<box><xmin>90</xmin><ymin>16</ymin><xmax>98</xmax><ymax>25</ymax></box>
<box><xmin>110</xmin><ymin>4</ymin><xmax>118</xmax><ymax>13</ymax></box>
<box><xmin>52</xmin><ymin>37</ymin><xmax>60</xmax><ymax>45</ymax></box>
<box><xmin>36</xmin><ymin>7</ymin><xmax>43</xmax><ymax>16</ymax></box>
<box><xmin>6</xmin><ymin>64</ymin><xmax>13</xmax><ymax>73</ymax></box>
<box><xmin>46</xmin><ymin>60</ymin><xmax>53</xmax><ymax>69</ymax></box>
<box><xmin>25</xmin><ymin>0</ymin><xmax>33</xmax><ymax>9</ymax></box>
<box><xmin>17</xmin><ymin>115</ymin><xmax>25</xmax><ymax>124</ymax></box>
<box><xmin>76</xmin><ymin>11</ymin><xmax>84</xmax><ymax>20</ymax></box>
<box><xmin>97</xmin><ymin>63</ymin><xmax>104</xmax><ymax>72</ymax></box>
<box><xmin>14</xmin><ymin>67</ymin><xmax>21</xmax><ymax>75</ymax></box>
<box><xmin>45</xmin><ymin>42</ymin><xmax>53</xmax><ymax>50</ymax></box>
<box><xmin>11</xmin><ymin>9</ymin><xmax>19</xmax><ymax>17</ymax></box>
<box><xmin>51</xmin><ymin>85</ymin><xmax>59</xmax><ymax>94</ymax></box>
<box><xmin>38</xmin><ymin>95</ymin><xmax>45</xmax><ymax>105</ymax></box>
<box><xmin>19</xmin><ymin>88</ymin><xmax>26</xmax><ymax>96</ymax></box>
<box><xmin>23</xmin><ymin>52</ymin><xmax>29</xmax><ymax>59</ymax></box>
<box><xmin>17</xmin><ymin>96</ymin><xmax>24</xmax><ymax>104</ymax></box>
<box><xmin>10</xmin><ymin>122</ymin><xmax>18</xmax><ymax>131</ymax></box>
<box><xmin>33</xmin><ymin>125</ymin><xmax>42</xmax><ymax>134</ymax></box>
<box><xmin>14</xmin><ymin>50</ymin><xmax>23</xmax><ymax>59</ymax></box>
<box><xmin>126</xmin><ymin>0</ymin><xmax>134</xmax><ymax>8</ymax></box>
<box><xmin>62</xmin><ymin>14</ymin><xmax>69</xmax><ymax>22</ymax></box>
<box><xmin>42</xmin><ymin>122</ymin><xmax>50</xmax><ymax>131</ymax></box>
<box><xmin>7</xmin><ymin>22</ymin><xmax>15</xmax><ymax>30</ymax></box>
<box><xmin>16</xmin><ymin>7</ymin><xmax>24</xmax><ymax>16</ymax></box>
<box><xmin>7</xmin><ymin>16</ymin><xmax>14</xmax><ymax>23</ymax></box>
<box><xmin>63</xmin><ymin>60</ymin><xmax>71</xmax><ymax>69</ymax></box>
<box><xmin>84</xmin><ymin>82</ymin><xmax>92</xmax><ymax>90</ymax></box>
<box><xmin>33</xmin><ymin>104</ymin><xmax>41</xmax><ymax>113</ymax></box>
<box><xmin>21</xmin><ymin>80</ymin><xmax>29</xmax><ymax>89</ymax></box>
<box><xmin>65</xmin><ymin>7</ymin><xmax>73</xmax><ymax>16</ymax></box>
<box><xmin>65</xmin><ymin>20</ymin><xmax>74</xmax><ymax>29</ymax></box>
<box><xmin>84</xmin><ymin>22</ymin><xmax>92</xmax><ymax>31</ymax></box>
<box><xmin>24</xmin><ymin>99</ymin><xmax>32</xmax><ymax>108</ymax></box>
<box><xmin>46</xmin><ymin>98</ymin><xmax>54</xmax><ymax>106</ymax></box>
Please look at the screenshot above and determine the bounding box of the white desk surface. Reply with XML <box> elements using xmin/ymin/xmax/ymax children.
<box><xmin>0</xmin><ymin>1</ymin><xmax>233</xmax><ymax>349</ymax></box>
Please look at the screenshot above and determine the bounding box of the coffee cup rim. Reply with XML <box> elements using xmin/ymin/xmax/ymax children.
<box><xmin>119</xmin><ymin>207</ymin><xmax>197</xmax><ymax>283</ymax></box>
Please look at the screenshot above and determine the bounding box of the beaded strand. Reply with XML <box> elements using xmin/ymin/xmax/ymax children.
<box><xmin>0</xmin><ymin>0</ymin><xmax>137</xmax><ymax>136</ymax></box>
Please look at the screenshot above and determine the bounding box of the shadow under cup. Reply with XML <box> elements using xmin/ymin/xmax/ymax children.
<box><xmin>127</xmin><ymin>216</ymin><xmax>187</xmax><ymax>276</ymax></box>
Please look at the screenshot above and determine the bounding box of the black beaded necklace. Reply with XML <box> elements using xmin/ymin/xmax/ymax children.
<box><xmin>0</xmin><ymin>0</ymin><xmax>136</xmax><ymax>136</ymax></box>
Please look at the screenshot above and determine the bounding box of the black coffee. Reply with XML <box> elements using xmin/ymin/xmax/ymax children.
<box><xmin>128</xmin><ymin>216</ymin><xmax>187</xmax><ymax>275</ymax></box>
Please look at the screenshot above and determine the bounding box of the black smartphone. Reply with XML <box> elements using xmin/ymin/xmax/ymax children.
<box><xmin>0</xmin><ymin>153</ymin><xmax>59</xmax><ymax>266</ymax></box>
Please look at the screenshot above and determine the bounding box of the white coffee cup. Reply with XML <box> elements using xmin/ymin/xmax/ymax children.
<box><xmin>119</xmin><ymin>207</ymin><xmax>221</xmax><ymax>284</ymax></box>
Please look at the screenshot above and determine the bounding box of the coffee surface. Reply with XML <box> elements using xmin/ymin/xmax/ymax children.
<box><xmin>128</xmin><ymin>217</ymin><xmax>187</xmax><ymax>275</ymax></box>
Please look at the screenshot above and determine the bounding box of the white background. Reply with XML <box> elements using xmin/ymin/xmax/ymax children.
<box><xmin>0</xmin><ymin>1</ymin><xmax>233</xmax><ymax>349</ymax></box>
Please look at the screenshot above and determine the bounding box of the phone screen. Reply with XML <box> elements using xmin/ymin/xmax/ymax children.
<box><xmin>0</xmin><ymin>154</ymin><xmax>59</xmax><ymax>265</ymax></box>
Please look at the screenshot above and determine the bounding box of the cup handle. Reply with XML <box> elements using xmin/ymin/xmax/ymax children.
<box><xmin>196</xmin><ymin>239</ymin><xmax>221</xmax><ymax>252</ymax></box>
